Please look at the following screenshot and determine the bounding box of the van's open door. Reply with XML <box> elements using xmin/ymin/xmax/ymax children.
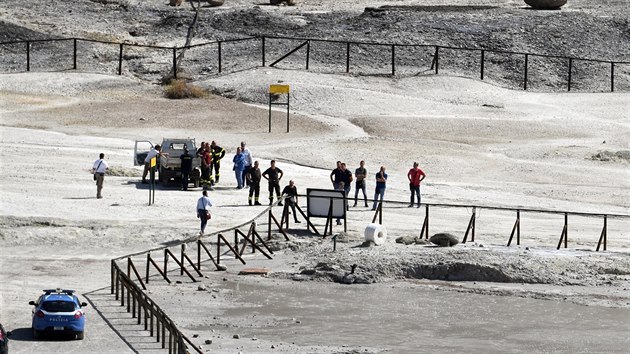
<box><xmin>134</xmin><ymin>140</ymin><xmax>153</xmax><ymax>166</ymax></box>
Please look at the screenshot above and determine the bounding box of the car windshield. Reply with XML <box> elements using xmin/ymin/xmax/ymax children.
<box><xmin>42</xmin><ymin>300</ymin><xmax>76</xmax><ymax>312</ymax></box>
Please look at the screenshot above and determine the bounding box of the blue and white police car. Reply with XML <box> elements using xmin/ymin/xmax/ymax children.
<box><xmin>29</xmin><ymin>289</ymin><xmax>88</xmax><ymax>340</ymax></box>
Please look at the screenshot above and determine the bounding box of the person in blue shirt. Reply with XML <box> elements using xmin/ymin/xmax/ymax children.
<box><xmin>372</xmin><ymin>166</ymin><xmax>388</xmax><ymax>210</ymax></box>
<box><xmin>233</xmin><ymin>147</ymin><xmax>246</xmax><ymax>189</ymax></box>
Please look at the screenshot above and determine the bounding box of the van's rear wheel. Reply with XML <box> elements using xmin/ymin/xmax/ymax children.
<box><xmin>33</xmin><ymin>328</ymin><xmax>41</xmax><ymax>339</ymax></box>
<box><xmin>76</xmin><ymin>331</ymin><xmax>84</xmax><ymax>340</ymax></box>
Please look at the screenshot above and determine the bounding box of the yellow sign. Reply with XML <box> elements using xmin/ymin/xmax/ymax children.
<box><xmin>150</xmin><ymin>157</ymin><xmax>157</xmax><ymax>168</ymax></box>
<box><xmin>269</xmin><ymin>84</ymin><xmax>290</xmax><ymax>94</ymax></box>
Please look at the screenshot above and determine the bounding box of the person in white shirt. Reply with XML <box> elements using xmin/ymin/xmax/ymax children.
<box><xmin>240</xmin><ymin>141</ymin><xmax>253</xmax><ymax>186</ymax></box>
<box><xmin>196</xmin><ymin>190</ymin><xmax>213</xmax><ymax>235</ymax></box>
<box><xmin>92</xmin><ymin>153</ymin><xmax>109</xmax><ymax>199</ymax></box>
<box><xmin>142</xmin><ymin>144</ymin><xmax>166</xmax><ymax>184</ymax></box>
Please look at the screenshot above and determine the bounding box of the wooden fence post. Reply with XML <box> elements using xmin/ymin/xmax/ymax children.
<box><xmin>523</xmin><ymin>53</ymin><xmax>528</xmax><ymax>90</ymax></box>
<box><xmin>346</xmin><ymin>42</ymin><xmax>351</xmax><ymax>73</ymax></box>
<box><xmin>480</xmin><ymin>49</ymin><xmax>485</xmax><ymax>80</ymax></box>
<box><xmin>172</xmin><ymin>47</ymin><xmax>177</xmax><ymax>79</ymax></box>
<box><xmin>73</xmin><ymin>38</ymin><xmax>77</xmax><ymax>70</ymax></box>
<box><xmin>26</xmin><ymin>41</ymin><xmax>30</xmax><ymax>72</ymax></box>
<box><xmin>118</xmin><ymin>43</ymin><xmax>123</xmax><ymax>75</ymax></box>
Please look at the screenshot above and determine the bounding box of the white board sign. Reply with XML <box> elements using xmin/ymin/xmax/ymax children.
<box><xmin>307</xmin><ymin>188</ymin><xmax>346</xmax><ymax>219</ymax></box>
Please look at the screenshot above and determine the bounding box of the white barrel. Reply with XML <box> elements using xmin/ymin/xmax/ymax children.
<box><xmin>364</xmin><ymin>223</ymin><xmax>387</xmax><ymax>245</ymax></box>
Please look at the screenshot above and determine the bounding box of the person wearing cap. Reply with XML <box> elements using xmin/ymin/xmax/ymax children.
<box><xmin>180</xmin><ymin>145</ymin><xmax>194</xmax><ymax>191</ymax></box>
<box><xmin>281</xmin><ymin>180</ymin><xmax>301</xmax><ymax>223</ymax></box>
<box><xmin>142</xmin><ymin>144</ymin><xmax>166</xmax><ymax>184</ymax></box>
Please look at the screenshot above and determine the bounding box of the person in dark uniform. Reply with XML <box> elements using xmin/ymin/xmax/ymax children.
<box><xmin>196</xmin><ymin>142</ymin><xmax>205</xmax><ymax>158</ymax></box>
<box><xmin>210</xmin><ymin>140</ymin><xmax>226</xmax><ymax>184</ymax></box>
<box><xmin>246</xmin><ymin>160</ymin><xmax>262</xmax><ymax>206</ymax></box>
<box><xmin>198</xmin><ymin>142</ymin><xmax>214</xmax><ymax>190</ymax></box>
<box><xmin>281</xmin><ymin>180</ymin><xmax>301</xmax><ymax>223</ymax></box>
<box><xmin>262</xmin><ymin>160</ymin><xmax>284</xmax><ymax>206</ymax></box>
<box><xmin>180</xmin><ymin>146</ymin><xmax>193</xmax><ymax>191</ymax></box>
<box><xmin>339</xmin><ymin>162</ymin><xmax>352</xmax><ymax>210</ymax></box>
<box><xmin>329</xmin><ymin>160</ymin><xmax>342</xmax><ymax>189</ymax></box>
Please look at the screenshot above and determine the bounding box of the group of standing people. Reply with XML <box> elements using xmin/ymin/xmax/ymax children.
<box><xmin>91</xmin><ymin>144</ymin><xmax>426</xmax><ymax>236</ymax></box>
<box><xmin>231</xmin><ymin>141</ymin><xmax>253</xmax><ymax>189</ymax></box>
<box><xmin>241</xmin><ymin>158</ymin><xmax>287</xmax><ymax>207</ymax></box>
<box><xmin>196</xmin><ymin>140</ymin><xmax>227</xmax><ymax>190</ymax></box>
<box><xmin>330</xmin><ymin>161</ymin><xmax>426</xmax><ymax>211</ymax></box>
<box><xmin>196</xmin><ymin>156</ymin><xmax>301</xmax><ymax>234</ymax></box>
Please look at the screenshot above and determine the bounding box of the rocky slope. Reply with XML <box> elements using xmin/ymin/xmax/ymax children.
<box><xmin>1</xmin><ymin>0</ymin><xmax>628</xmax><ymax>90</ymax></box>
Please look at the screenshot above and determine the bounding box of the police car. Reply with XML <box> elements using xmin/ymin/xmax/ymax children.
<box><xmin>0</xmin><ymin>322</ymin><xmax>9</xmax><ymax>354</ymax></box>
<box><xmin>29</xmin><ymin>289</ymin><xmax>88</xmax><ymax>340</ymax></box>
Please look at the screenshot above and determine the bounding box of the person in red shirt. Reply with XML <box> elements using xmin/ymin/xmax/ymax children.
<box><xmin>407</xmin><ymin>162</ymin><xmax>426</xmax><ymax>208</ymax></box>
<box><xmin>200</xmin><ymin>142</ymin><xmax>214</xmax><ymax>190</ymax></box>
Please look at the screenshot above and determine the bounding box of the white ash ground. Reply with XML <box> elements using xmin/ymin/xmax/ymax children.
<box><xmin>1</xmin><ymin>1</ymin><xmax>630</xmax><ymax>352</ymax></box>
<box><xmin>1</xmin><ymin>69</ymin><xmax>629</xmax><ymax>354</ymax></box>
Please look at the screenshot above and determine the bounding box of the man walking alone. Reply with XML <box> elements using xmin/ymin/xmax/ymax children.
<box><xmin>92</xmin><ymin>153</ymin><xmax>109</xmax><ymax>199</ymax></box>
<box><xmin>196</xmin><ymin>190</ymin><xmax>213</xmax><ymax>236</ymax></box>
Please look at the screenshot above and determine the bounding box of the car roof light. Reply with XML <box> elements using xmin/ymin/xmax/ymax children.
<box><xmin>43</xmin><ymin>289</ymin><xmax>76</xmax><ymax>295</ymax></box>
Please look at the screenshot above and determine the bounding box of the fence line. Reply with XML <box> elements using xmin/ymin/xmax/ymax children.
<box><xmin>111</xmin><ymin>259</ymin><xmax>200</xmax><ymax>353</ymax></box>
<box><xmin>108</xmin><ymin>203</ymin><xmax>287</xmax><ymax>353</ymax></box>
<box><xmin>1</xmin><ymin>36</ymin><xmax>628</xmax><ymax>91</ymax></box>
<box><xmin>287</xmin><ymin>193</ymin><xmax>629</xmax><ymax>251</ymax></box>
<box><xmin>107</xmin><ymin>196</ymin><xmax>629</xmax><ymax>351</ymax></box>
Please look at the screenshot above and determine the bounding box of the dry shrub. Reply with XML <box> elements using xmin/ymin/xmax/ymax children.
<box><xmin>164</xmin><ymin>80</ymin><xmax>208</xmax><ymax>99</ymax></box>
